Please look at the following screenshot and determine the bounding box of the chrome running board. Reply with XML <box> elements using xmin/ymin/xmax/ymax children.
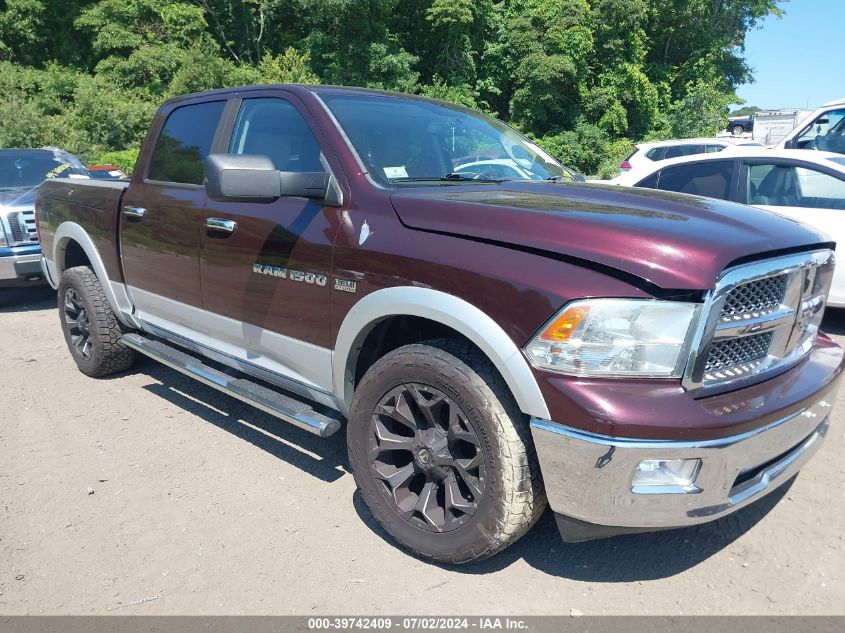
<box><xmin>122</xmin><ymin>333</ymin><xmax>342</xmax><ymax>437</ymax></box>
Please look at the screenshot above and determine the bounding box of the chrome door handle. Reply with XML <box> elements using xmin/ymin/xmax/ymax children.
<box><xmin>206</xmin><ymin>218</ymin><xmax>237</xmax><ymax>233</ymax></box>
<box><xmin>123</xmin><ymin>206</ymin><xmax>146</xmax><ymax>218</ymax></box>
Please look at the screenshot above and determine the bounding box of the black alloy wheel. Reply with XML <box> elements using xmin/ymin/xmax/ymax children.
<box><xmin>57</xmin><ymin>266</ymin><xmax>135</xmax><ymax>377</ymax></box>
<box><xmin>369</xmin><ymin>383</ymin><xmax>486</xmax><ymax>533</ymax></box>
<box><xmin>63</xmin><ymin>287</ymin><xmax>93</xmax><ymax>360</ymax></box>
<box><xmin>348</xmin><ymin>340</ymin><xmax>546</xmax><ymax>563</ymax></box>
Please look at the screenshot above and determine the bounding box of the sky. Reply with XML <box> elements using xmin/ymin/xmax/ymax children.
<box><xmin>734</xmin><ymin>0</ymin><xmax>845</xmax><ymax>111</ymax></box>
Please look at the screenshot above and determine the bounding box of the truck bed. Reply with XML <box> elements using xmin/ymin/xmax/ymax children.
<box><xmin>37</xmin><ymin>178</ymin><xmax>130</xmax><ymax>284</ymax></box>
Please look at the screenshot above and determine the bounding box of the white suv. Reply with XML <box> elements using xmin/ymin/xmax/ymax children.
<box><xmin>620</xmin><ymin>137</ymin><xmax>763</xmax><ymax>173</ymax></box>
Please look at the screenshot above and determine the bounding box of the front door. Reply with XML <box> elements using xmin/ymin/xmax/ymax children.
<box><xmin>120</xmin><ymin>99</ymin><xmax>227</xmax><ymax>340</ymax></box>
<box><xmin>199</xmin><ymin>95</ymin><xmax>342</xmax><ymax>392</ymax></box>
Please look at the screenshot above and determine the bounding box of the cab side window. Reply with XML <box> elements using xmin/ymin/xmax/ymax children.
<box><xmin>795</xmin><ymin>109</ymin><xmax>845</xmax><ymax>152</ymax></box>
<box><xmin>653</xmin><ymin>161</ymin><xmax>733</xmax><ymax>199</ymax></box>
<box><xmin>148</xmin><ymin>101</ymin><xmax>226</xmax><ymax>184</ymax></box>
<box><xmin>229</xmin><ymin>98</ymin><xmax>324</xmax><ymax>172</ymax></box>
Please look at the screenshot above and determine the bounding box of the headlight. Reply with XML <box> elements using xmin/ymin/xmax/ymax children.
<box><xmin>524</xmin><ymin>298</ymin><xmax>701</xmax><ymax>377</ymax></box>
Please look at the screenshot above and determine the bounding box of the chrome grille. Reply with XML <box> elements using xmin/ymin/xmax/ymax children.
<box><xmin>704</xmin><ymin>331</ymin><xmax>772</xmax><ymax>381</ymax></box>
<box><xmin>685</xmin><ymin>250</ymin><xmax>835</xmax><ymax>390</ymax></box>
<box><xmin>720</xmin><ymin>274</ymin><xmax>787</xmax><ymax>322</ymax></box>
<box><xmin>5</xmin><ymin>210</ymin><xmax>38</xmax><ymax>245</ymax></box>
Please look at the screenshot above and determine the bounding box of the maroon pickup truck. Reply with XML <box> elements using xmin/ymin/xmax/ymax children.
<box><xmin>36</xmin><ymin>85</ymin><xmax>843</xmax><ymax>563</ymax></box>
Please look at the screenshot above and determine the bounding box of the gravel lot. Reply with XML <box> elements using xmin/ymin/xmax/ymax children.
<box><xmin>2</xmin><ymin>284</ymin><xmax>844</xmax><ymax>615</ymax></box>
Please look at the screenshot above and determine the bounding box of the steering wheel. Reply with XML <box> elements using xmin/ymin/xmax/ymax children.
<box><xmin>473</xmin><ymin>170</ymin><xmax>500</xmax><ymax>180</ymax></box>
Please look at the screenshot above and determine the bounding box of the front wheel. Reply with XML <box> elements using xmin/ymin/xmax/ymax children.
<box><xmin>58</xmin><ymin>266</ymin><xmax>136</xmax><ymax>377</ymax></box>
<box><xmin>732</xmin><ymin>125</ymin><xmax>745</xmax><ymax>136</ymax></box>
<box><xmin>347</xmin><ymin>339</ymin><xmax>546</xmax><ymax>564</ymax></box>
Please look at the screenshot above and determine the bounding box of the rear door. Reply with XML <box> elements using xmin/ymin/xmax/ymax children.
<box><xmin>198</xmin><ymin>93</ymin><xmax>344</xmax><ymax>393</ymax></box>
<box><xmin>120</xmin><ymin>98</ymin><xmax>227</xmax><ymax>339</ymax></box>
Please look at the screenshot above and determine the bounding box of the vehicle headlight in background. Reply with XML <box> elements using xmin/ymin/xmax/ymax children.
<box><xmin>0</xmin><ymin>219</ymin><xmax>8</xmax><ymax>247</ymax></box>
<box><xmin>524</xmin><ymin>298</ymin><xmax>701</xmax><ymax>377</ymax></box>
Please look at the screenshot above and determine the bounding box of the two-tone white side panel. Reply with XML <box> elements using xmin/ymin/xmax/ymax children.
<box><xmin>50</xmin><ymin>221</ymin><xmax>140</xmax><ymax>328</ymax></box>
<box><xmin>129</xmin><ymin>288</ymin><xmax>335</xmax><ymax>396</ymax></box>
<box><xmin>332</xmin><ymin>286</ymin><xmax>552</xmax><ymax>420</ymax></box>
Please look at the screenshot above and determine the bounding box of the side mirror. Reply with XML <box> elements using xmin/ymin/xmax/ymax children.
<box><xmin>205</xmin><ymin>154</ymin><xmax>281</xmax><ymax>202</ymax></box>
<box><xmin>279</xmin><ymin>171</ymin><xmax>330</xmax><ymax>200</ymax></box>
<box><xmin>281</xmin><ymin>170</ymin><xmax>343</xmax><ymax>206</ymax></box>
<box><xmin>205</xmin><ymin>153</ymin><xmax>342</xmax><ymax>206</ymax></box>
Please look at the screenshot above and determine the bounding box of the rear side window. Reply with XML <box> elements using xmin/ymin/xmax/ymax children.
<box><xmin>646</xmin><ymin>147</ymin><xmax>665</xmax><ymax>161</ymax></box>
<box><xmin>663</xmin><ymin>144</ymin><xmax>703</xmax><ymax>160</ymax></box>
<box><xmin>148</xmin><ymin>101</ymin><xmax>226</xmax><ymax>184</ymax></box>
<box><xmin>653</xmin><ymin>161</ymin><xmax>733</xmax><ymax>199</ymax></box>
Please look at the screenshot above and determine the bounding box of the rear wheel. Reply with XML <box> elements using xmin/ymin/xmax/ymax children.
<box><xmin>58</xmin><ymin>266</ymin><xmax>135</xmax><ymax>377</ymax></box>
<box><xmin>347</xmin><ymin>339</ymin><xmax>546</xmax><ymax>564</ymax></box>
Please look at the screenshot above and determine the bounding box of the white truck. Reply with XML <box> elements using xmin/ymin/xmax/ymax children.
<box><xmin>778</xmin><ymin>98</ymin><xmax>845</xmax><ymax>155</ymax></box>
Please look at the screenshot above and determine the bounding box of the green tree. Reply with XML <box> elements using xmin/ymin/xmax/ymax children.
<box><xmin>303</xmin><ymin>0</ymin><xmax>418</xmax><ymax>91</ymax></box>
<box><xmin>503</xmin><ymin>0</ymin><xmax>594</xmax><ymax>134</ymax></box>
<box><xmin>730</xmin><ymin>105</ymin><xmax>760</xmax><ymax>116</ymax></box>
<box><xmin>667</xmin><ymin>72</ymin><xmax>735</xmax><ymax>138</ymax></box>
<box><xmin>0</xmin><ymin>0</ymin><xmax>789</xmax><ymax>175</ymax></box>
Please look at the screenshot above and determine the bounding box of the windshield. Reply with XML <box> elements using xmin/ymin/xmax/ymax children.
<box><xmin>320</xmin><ymin>94</ymin><xmax>570</xmax><ymax>185</ymax></box>
<box><xmin>0</xmin><ymin>151</ymin><xmax>90</xmax><ymax>189</ymax></box>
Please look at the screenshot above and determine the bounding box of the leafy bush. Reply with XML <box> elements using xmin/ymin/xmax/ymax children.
<box><xmin>92</xmin><ymin>148</ymin><xmax>140</xmax><ymax>174</ymax></box>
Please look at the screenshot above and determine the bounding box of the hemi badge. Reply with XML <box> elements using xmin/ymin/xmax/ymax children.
<box><xmin>334</xmin><ymin>279</ymin><xmax>357</xmax><ymax>293</ymax></box>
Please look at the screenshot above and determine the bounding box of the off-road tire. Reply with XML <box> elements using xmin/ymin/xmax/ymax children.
<box><xmin>347</xmin><ymin>339</ymin><xmax>546</xmax><ymax>564</ymax></box>
<box><xmin>58</xmin><ymin>266</ymin><xmax>135</xmax><ymax>377</ymax></box>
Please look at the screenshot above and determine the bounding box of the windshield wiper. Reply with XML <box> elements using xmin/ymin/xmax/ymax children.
<box><xmin>442</xmin><ymin>172</ymin><xmax>508</xmax><ymax>182</ymax></box>
<box><xmin>389</xmin><ymin>174</ymin><xmax>504</xmax><ymax>184</ymax></box>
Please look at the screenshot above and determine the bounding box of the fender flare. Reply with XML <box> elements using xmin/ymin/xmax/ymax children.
<box><xmin>332</xmin><ymin>286</ymin><xmax>551</xmax><ymax>420</ymax></box>
<box><xmin>50</xmin><ymin>222</ymin><xmax>140</xmax><ymax>328</ymax></box>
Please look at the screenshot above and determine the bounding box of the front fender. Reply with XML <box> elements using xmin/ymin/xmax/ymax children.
<box><xmin>332</xmin><ymin>286</ymin><xmax>551</xmax><ymax>420</ymax></box>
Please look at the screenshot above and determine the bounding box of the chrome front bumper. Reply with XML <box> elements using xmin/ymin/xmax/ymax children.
<box><xmin>530</xmin><ymin>397</ymin><xmax>833</xmax><ymax>537</ymax></box>
<box><xmin>0</xmin><ymin>251</ymin><xmax>42</xmax><ymax>281</ymax></box>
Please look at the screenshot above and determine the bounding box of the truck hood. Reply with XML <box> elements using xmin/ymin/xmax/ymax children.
<box><xmin>0</xmin><ymin>186</ymin><xmax>36</xmax><ymax>210</ymax></box>
<box><xmin>390</xmin><ymin>182</ymin><xmax>831</xmax><ymax>291</ymax></box>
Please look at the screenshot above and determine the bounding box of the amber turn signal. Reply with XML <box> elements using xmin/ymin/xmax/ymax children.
<box><xmin>538</xmin><ymin>306</ymin><xmax>589</xmax><ymax>342</ymax></box>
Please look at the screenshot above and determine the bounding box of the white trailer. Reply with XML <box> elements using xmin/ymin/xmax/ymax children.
<box><xmin>752</xmin><ymin>109</ymin><xmax>811</xmax><ymax>146</ymax></box>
